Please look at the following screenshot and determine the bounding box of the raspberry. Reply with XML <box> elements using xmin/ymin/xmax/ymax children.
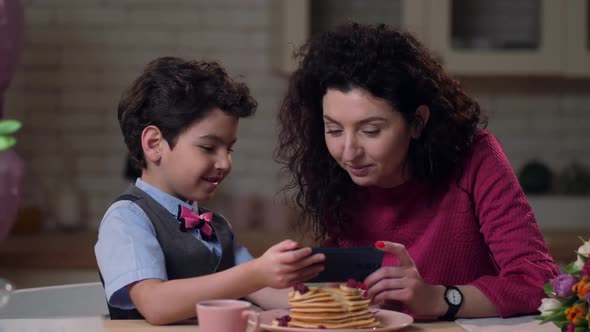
<box><xmin>346</xmin><ymin>278</ymin><xmax>361</xmax><ymax>288</ymax></box>
<box><xmin>293</xmin><ymin>283</ymin><xmax>309</xmax><ymax>294</ymax></box>
<box><xmin>275</xmin><ymin>315</ymin><xmax>291</xmax><ymax>327</ymax></box>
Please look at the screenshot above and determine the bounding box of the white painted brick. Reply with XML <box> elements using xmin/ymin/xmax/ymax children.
<box><xmin>202</xmin><ymin>8</ymin><xmax>269</xmax><ymax>28</ymax></box>
<box><xmin>21</xmin><ymin>70</ymin><xmax>60</xmax><ymax>90</ymax></box>
<box><xmin>562</xmin><ymin>94</ymin><xmax>590</xmax><ymax>115</ymax></box>
<box><xmin>24</xmin><ymin>91</ymin><xmax>60</xmax><ymax>111</ymax></box>
<box><xmin>66</xmin><ymin>132</ymin><xmax>126</xmax><ymax>153</ymax></box>
<box><xmin>2</xmin><ymin>92</ymin><xmax>27</xmax><ymax>115</ymax></box>
<box><xmin>126</xmin><ymin>9</ymin><xmax>202</xmax><ymax>26</ymax></box>
<box><xmin>28</xmin><ymin>0</ymin><xmax>105</xmax><ymax>8</ymax></box>
<box><xmin>28</xmin><ymin>111</ymin><xmax>62</xmax><ymax>131</ymax></box>
<box><xmin>56</xmin><ymin>8</ymin><xmax>126</xmax><ymax>26</ymax></box>
<box><xmin>177</xmin><ymin>31</ymin><xmax>267</xmax><ymax>51</ymax></box>
<box><xmin>101</xmin><ymin>0</ymin><xmax>266</xmax><ymax>8</ymax></box>
<box><xmin>25</xmin><ymin>7</ymin><xmax>57</xmax><ymax>25</ymax></box>
<box><xmin>27</xmin><ymin>154</ymin><xmax>71</xmax><ymax>177</ymax></box>
<box><xmin>97</xmin><ymin>69</ymin><xmax>139</xmax><ymax>89</ymax></box>
<box><xmin>60</xmin><ymin>109</ymin><xmax>106</xmax><ymax>131</ymax></box>
<box><xmin>20</xmin><ymin>47</ymin><xmax>61</xmax><ymax>67</ymax></box>
<box><xmin>75</xmin><ymin>152</ymin><xmax>127</xmax><ymax>175</ymax></box>
<box><xmin>78</xmin><ymin>176</ymin><xmax>128</xmax><ymax>198</ymax></box>
<box><xmin>101</xmin><ymin>28</ymin><xmax>180</xmax><ymax>47</ymax></box>
<box><xmin>19</xmin><ymin>134</ymin><xmax>63</xmax><ymax>154</ymax></box>
<box><xmin>61</xmin><ymin>91</ymin><xmax>118</xmax><ymax>109</ymax></box>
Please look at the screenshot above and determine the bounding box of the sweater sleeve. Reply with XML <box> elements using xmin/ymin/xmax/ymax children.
<box><xmin>465</xmin><ymin>133</ymin><xmax>559</xmax><ymax>317</ymax></box>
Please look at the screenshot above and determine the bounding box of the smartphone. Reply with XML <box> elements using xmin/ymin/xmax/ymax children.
<box><xmin>307</xmin><ymin>247</ymin><xmax>384</xmax><ymax>283</ymax></box>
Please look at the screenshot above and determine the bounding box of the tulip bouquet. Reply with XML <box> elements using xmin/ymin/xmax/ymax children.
<box><xmin>537</xmin><ymin>238</ymin><xmax>590</xmax><ymax>332</ymax></box>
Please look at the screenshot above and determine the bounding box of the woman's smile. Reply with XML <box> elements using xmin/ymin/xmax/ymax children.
<box><xmin>346</xmin><ymin>164</ymin><xmax>372</xmax><ymax>177</ymax></box>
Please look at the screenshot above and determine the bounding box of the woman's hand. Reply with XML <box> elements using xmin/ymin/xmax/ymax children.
<box><xmin>363</xmin><ymin>241</ymin><xmax>446</xmax><ymax>318</ymax></box>
<box><xmin>254</xmin><ymin>240</ymin><xmax>325</xmax><ymax>289</ymax></box>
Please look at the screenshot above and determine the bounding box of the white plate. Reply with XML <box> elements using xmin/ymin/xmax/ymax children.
<box><xmin>253</xmin><ymin>308</ymin><xmax>413</xmax><ymax>332</ymax></box>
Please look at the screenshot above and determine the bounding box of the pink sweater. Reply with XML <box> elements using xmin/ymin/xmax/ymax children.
<box><xmin>329</xmin><ymin>130</ymin><xmax>559</xmax><ymax>317</ymax></box>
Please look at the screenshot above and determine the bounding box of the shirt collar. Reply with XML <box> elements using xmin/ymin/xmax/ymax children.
<box><xmin>135</xmin><ymin>178</ymin><xmax>198</xmax><ymax>215</ymax></box>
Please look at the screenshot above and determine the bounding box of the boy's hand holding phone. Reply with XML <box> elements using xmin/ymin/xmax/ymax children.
<box><xmin>254</xmin><ymin>240</ymin><xmax>325</xmax><ymax>289</ymax></box>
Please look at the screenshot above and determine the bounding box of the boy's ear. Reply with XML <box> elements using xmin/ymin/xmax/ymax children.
<box><xmin>141</xmin><ymin>125</ymin><xmax>165</xmax><ymax>163</ymax></box>
<box><xmin>412</xmin><ymin>105</ymin><xmax>430</xmax><ymax>139</ymax></box>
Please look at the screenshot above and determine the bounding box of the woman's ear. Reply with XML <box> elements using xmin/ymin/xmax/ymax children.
<box><xmin>141</xmin><ymin>125</ymin><xmax>165</xmax><ymax>164</ymax></box>
<box><xmin>412</xmin><ymin>105</ymin><xmax>430</xmax><ymax>139</ymax></box>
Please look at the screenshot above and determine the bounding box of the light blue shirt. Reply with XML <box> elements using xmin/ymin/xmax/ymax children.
<box><xmin>94</xmin><ymin>178</ymin><xmax>254</xmax><ymax>309</ymax></box>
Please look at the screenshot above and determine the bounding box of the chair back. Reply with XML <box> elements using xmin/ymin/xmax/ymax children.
<box><xmin>0</xmin><ymin>282</ymin><xmax>108</xmax><ymax>318</ymax></box>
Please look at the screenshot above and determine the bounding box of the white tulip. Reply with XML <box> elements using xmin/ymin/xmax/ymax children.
<box><xmin>537</xmin><ymin>298</ymin><xmax>562</xmax><ymax>316</ymax></box>
<box><xmin>574</xmin><ymin>241</ymin><xmax>590</xmax><ymax>270</ymax></box>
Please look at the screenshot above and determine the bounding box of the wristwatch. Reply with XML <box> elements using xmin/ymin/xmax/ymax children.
<box><xmin>439</xmin><ymin>285</ymin><xmax>463</xmax><ymax>321</ymax></box>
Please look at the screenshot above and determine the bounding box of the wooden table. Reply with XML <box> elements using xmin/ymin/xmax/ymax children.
<box><xmin>0</xmin><ymin>317</ymin><xmax>464</xmax><ymax>331</ymax></box>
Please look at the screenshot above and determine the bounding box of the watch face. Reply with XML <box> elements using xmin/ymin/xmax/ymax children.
<box><xmin>447</xmin><ymin>289</ymin><xmax>462</xmax><ymax>305</ymax></box>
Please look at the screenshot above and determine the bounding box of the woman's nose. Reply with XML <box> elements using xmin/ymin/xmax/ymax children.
<box><xmin>342</xmin><ymin>135</ymin><xmax>362</xmax><ymax>162</ymax></box>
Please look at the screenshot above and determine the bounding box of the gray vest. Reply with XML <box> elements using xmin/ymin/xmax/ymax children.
<box><xmin>101</xmin><ymin>184</ymin><xmax>235</xmax><ymax>319</ymax></box>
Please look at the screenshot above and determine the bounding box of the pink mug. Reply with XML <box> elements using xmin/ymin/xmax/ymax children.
<box><xmin>196</xmin><ymin>299</ymin><xmax>260</xmax><ymax>332</ymax></box>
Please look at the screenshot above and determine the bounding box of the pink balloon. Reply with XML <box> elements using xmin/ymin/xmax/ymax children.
<box><xmin>0</xmin><ymin>0</ymin><xmax>25</xmax><ymax>104</ymax></box>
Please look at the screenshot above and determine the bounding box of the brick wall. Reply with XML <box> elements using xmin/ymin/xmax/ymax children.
<box><xmin>4</xmin><ymin>0</ymin><xmax>590</xmax><ymax>233</ymax></box>
<box><xmin>4</xmin><ymin>0</ymin><xmax>288</xmax><ymax>231</ymax></box>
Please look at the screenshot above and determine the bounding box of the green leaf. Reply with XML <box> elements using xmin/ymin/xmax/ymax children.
<box><xmin>578</xmin><ymin>253</ymin><xmax>588</xmax><ymax>263</ymax></box>
<box><xmin>0</xmin><ymin>120</ymin><xmax>21</xmax><ymax>135</ymax></box>
<box><xmin>574</xmin><ymin>327</ymin><xmax>587</xmax><ymax>332</ymax></box>
<box><xmin>0</xmin><ymin>136</ymin><xmax>16</xmax><ymax>151</ymax></box>
<box><xmin>565</xmin><ymin>262</ymin><xmax>581</xmax><ymax>275</ymax></box>
<box><xmin>544</xmin><ymin>283</ymin><xmax>555</xmax><ymax>296</ymax></box>
<box><xmin>541</xmin><ymin>309</ymin><xmax>567</xmax><ymax>323</ymax></box>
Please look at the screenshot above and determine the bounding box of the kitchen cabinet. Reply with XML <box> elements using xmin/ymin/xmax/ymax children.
<box><xmin>426</xmin><ymin>0</ymin><xmax>563</xmax><ymax>76</ymax></box>
<box><xmin>272</xmin><ymin>1</ymin><xmax>590</xmax><ymax>77</ymax></box>
<box><xmin>271</xmin><ymin>0</ymin><xmax>427</xmax><ymax>75</ymax></box>
<box><xmin>564</xmin><ymin>0</ymin><xmax>590</xmax><ymax>76</ymax></box>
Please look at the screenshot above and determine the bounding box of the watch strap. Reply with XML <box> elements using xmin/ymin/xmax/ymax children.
<box><xmin>439</xmin><ymin>285</ymin><xmax>463</xmax><ymax>321</ymax></box>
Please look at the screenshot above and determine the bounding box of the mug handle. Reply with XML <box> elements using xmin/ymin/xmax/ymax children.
<box><xmin>242</xmin><ymin>309</ymin><xmax>260</xmax><ymax>332</ymax></box>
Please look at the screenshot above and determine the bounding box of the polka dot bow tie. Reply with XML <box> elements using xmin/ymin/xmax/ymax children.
<box><xmin>177</xmin><ymin>205</ymin><xmax>214</xmax><ymax>240</ymax></box>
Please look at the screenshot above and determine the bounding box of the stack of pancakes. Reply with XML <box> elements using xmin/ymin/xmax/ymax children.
<box><xmin>275</xmin><ymin>283</ymin><xmax>379</xmax><ymax>329</ymax></box>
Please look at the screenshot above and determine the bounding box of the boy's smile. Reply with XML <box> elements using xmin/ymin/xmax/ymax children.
<box><xmin>142</xmin><ymin>108</ymin><xmax>239</xmax><ymax>202</ymax></box>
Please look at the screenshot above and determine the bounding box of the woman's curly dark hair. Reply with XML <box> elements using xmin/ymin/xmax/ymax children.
<box><xmin>118</xmin><ymin>56</ymin><xmax>257</xmax><ymax>171</ymax></box>
<box><xmin>274</xmin><ymin>22</ymin><xmax>486</xmax><ymax>240</ymax></box>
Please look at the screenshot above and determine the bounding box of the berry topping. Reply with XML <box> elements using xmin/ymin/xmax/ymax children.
<box><xmin>293</xmin><ymin>283</ymin><xmax>309</xmax><ymax>294</ymax></box>
<box><xmin>275</xmin><ymin>315</ymin><xmax>291</xmax><ymax>327</ymax></box>
<box><xmin>346</xmin><ymin>278</ymin><xmax>361</xmax><ymax>288</ymax></box>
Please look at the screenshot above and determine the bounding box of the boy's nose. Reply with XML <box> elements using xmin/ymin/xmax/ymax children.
<box><xmin>215</xmin><ymin>154</ymin><xmax>231</xmax><ymax>171</ymax></box>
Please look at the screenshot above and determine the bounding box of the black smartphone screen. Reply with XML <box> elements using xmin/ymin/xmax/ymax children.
<box><xmin>307</xmin><ymin>247</ymin><xmax>384</xmax><ymax>283</ymax></box>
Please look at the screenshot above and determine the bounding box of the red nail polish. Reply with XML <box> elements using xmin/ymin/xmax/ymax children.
<box><xmin>360</xmin><ymin>282</ymin><xmax>366</xmax><ymax>290</ymax></box>
<box><xmin>363</xmin><ymin>291</ymin><xmax>368</xmax><ymax>297</ymax></box>
<box><xmin>375</xmin><ymin>241</ymin><xmax>384</xmax><ymax>248</ymax></box>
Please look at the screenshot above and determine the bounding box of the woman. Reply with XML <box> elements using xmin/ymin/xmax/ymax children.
<box><xmin>275</xmin><ymin>22</ymin><xmax>559</xmax><ymax>320</ymax></box>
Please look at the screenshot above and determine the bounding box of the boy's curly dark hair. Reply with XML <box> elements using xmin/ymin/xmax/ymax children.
<box><xmin>274</xmin><ymin>22</ymin><xmax>486</xmax><ymax>240</ymax></box>
<box><xmin>118</xmin><ymin>56</ymin><xmax>257</xmax><ymax>171</ymax></box>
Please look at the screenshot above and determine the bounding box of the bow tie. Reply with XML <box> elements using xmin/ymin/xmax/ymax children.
<box><xmin>177</xmin><ymin>205</ymin><xmax>214</xmax><ymax>240</ymax></box>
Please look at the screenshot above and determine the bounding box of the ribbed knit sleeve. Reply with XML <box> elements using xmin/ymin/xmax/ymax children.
<box><xmin>466</xmin><ymin>134</ymin><xmax>559</xmax><ymax>317</ymax></box>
